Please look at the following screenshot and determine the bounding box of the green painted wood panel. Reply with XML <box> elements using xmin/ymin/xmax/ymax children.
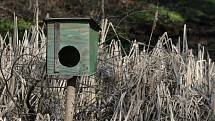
<box><xmin>59</xmin><ymin>23</ymin><xmax>90</xmax><ymax>75</ymax></box>
<box><xmin>89</xmin><ymin>28</ymin><xmax>99</xmax><ymax>75</ymax></box>
<box><xmin>47</xmin><ymin>23</ymin><xmax>55</xmax><ymax>74</ymax></box>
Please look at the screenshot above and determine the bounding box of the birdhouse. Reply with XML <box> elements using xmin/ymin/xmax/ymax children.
<box><xmin>45</xmin><ymin>18</ymin><xmax>101</xmax><ymax>76</ymax></box>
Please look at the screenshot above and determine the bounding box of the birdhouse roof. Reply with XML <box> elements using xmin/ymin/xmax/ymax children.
<box><xmin>45</xmin><ymin>17</ymin><xmax>101</xmax><ymax>31</ymax></box>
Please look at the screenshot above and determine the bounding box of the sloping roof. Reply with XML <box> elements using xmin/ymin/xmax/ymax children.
<box><xmin>44</xmin><ymin>18</ymin><xmax>101</xmax><ymax>31</ymax></box>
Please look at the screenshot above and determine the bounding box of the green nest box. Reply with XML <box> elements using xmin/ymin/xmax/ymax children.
<box><xmin>45</xmin><ymin>18</ymin><xmax>101</xmax><ymax>76</ymax></box>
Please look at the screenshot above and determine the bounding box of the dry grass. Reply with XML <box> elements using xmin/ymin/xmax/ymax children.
<box><xmin>0</xmin><ymin>17</ymin><xmax>215</xmax><ymax>121</ymax></box>
<box><xmin>75</xmin><ymin>22</ymin><xmax>215</xmax><ymax>121</ymax></box>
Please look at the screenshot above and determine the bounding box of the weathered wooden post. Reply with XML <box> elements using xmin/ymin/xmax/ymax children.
<box><xmin>65</xmin><ymin>76</ymin><xmax>77</xmax><ymax>121</ymax></box>
<box><xmin>45</xmin><ymin>18</ymin><xmax>101</xmax><ymax>121</ymax></box>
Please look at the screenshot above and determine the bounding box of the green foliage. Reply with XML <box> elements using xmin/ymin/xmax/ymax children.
<box><xmin>18</xmin><ymin>18</ymin><xmax>32</xmax><ymax>30</ymax></box>
<box><xmin>126</xmin><ymin>0</ymin><xmax>215</xmax><ymax>24</ymax></box>
<box><xmin>206</xmin><ymin>0</ymin><xmax>215</xmax><ymax>4</ymax></box>
<box><xmin>132</xmin><ymin>10</ymin><xmax>155</xmax><ymax>22</ymax></box>
<box><xmin>159</xmin><ymin>7</ymin><xmax>185</xmax><ymax>22</ymax></box>
<box><xmin>168</xmin><ymin>12</ymin><xmax>184</xmax><ymax>22</ymax></box>
<box><xmin>0</xmin><ymin>18</ymin><xmax>32</xmax><ymax>36</ymax></box>
<box><xmin>129</xmin><ymin>5</ymin><xmax>184</xmax><ymax>24</ymax></box>
<box><xmin>0</xmin><ymin>19</ymin><xmax>13</xmax><ymax>34</ymax></box>
<box><xmin>159</xmin><ymin>0</ymin><xmax>215</xmax><ymax>24</ymax></box>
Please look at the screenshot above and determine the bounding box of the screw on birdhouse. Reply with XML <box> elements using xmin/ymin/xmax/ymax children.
<box><xmin>45</xmin><ymin>18</ymin><xmax>101</xmax><ymax>76</ymax></box>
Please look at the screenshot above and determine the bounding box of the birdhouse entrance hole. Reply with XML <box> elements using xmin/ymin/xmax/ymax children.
<box><xmin>58</xmin><ymin>46</ymin><xmax>80</xmax><ymax>67</ymax></box>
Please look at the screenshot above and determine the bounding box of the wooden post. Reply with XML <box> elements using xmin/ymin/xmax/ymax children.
<box><xmin>65</xmin><ymin>76</ymin><xmax>77</xmax><ymax>121</ymax></box>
